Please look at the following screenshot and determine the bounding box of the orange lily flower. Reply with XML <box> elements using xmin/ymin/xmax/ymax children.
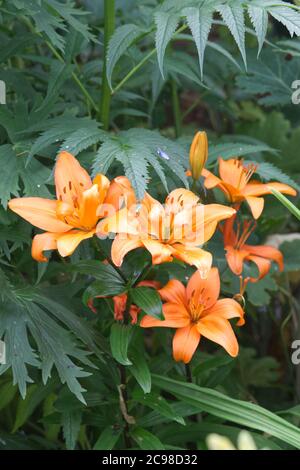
<box><xmin>8</xmin><ymin>151</ymin><xmax>134</xmax><ymax>261</ymax></box>
<box><xmin>202</xmin><ymin>158</ymin><xmax>296</xmax><ymax>219</ymax></box>
<box><xmin>88</xmin><ymin>280</ymin><xmax>161</xmax><ymax>325</ymax></box>
<box><xmin>223</xmin><ymin>214</ymin><xmax>284</xmax><ymax>283</ymax></box>
<box><xmin>141</xmin><ymin>268</ymin><xmax>244</xmax><ymax>363</ymax></box>
<box><xmin>97</xmin><ymin>188</ymin><xmax>236</xmax><ymax>277</ymax></box>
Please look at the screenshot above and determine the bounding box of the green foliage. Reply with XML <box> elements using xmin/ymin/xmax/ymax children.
<box><xmin>92</xmin><ymin>128</ymin><xmax>188</xmax><ymax>199</ymax></box>
<box><xmin>153</xmin><ymin>374</ymin><xmax>300</xmax><ymax>448</ymax></box>
<box><xmin>131</xmin><ymin>286</ymin><xmax>163</xmax><ymax>319</ymax></box>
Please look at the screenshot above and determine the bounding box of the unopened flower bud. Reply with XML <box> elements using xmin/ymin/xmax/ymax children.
<box><xmin>189</xmin><ymin>131</ymin><xmax>208</xmax><ymax>181</ymax></box>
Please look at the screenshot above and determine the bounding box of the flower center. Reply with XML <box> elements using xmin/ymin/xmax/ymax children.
<box><xmin>236</xmin><ymin>160</ymin><xmax>258</xmax><ymax>189</ymax></box>
<box><xmin>189</xmin><ymin>289</ymin><xmax>207</xmax><ymax>323</ymax></box>
<box><xmin>235</xmin><ymin>219</ymin><xmax>256</xmax><ymax>250</ymax></box>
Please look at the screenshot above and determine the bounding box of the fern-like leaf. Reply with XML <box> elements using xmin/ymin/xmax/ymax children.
<box><xmin>154</xmin><ymin>11</ymin><xmax>179</xmax><ymax>79</ymax></box>
<box><xmin>106</xmin><ymin>24</ymin><xmax>145</xmax><ymax>89</ymax></box>
<box><xmin>183</xmin><ymin>6</ymin><xmax>213</xmax><ymax>79</ymax></box>
<box><xmin>217</xmin><ymin>3</ymin><xmax>247</xmax><ymax>69</ymax></box>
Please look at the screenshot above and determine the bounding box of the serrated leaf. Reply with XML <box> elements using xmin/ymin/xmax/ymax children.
<box><xmin>19</xmin><ymin>158</ymin><xmax>52</xmax><ymax>199</ymax></box>
<box><xmin>60</xmin><ymin>128</ymin><xmax>105</xmax><ymax>156</ymax></box>
<box><xmin>184</xmin><ymin>6</ymin><xmax>213</xmax><ymax>79</ymax></box>
<box><xmin>248</xmin><ymin>5</ymin><xmax>268</xmax><ymax>56</ymax></box>
<box><xmin>0</xmin><ymin>302</ymin><xmax>40</xmax><ymax>398</ymax></box>
<box><xmin>93</xmin><ymin>129</ymin><xmax>188</xmax><ymax>199</ymax></box>
<box><xmin>131</xmin><ymin>286</ymin><xmax>163</xmax><ymax>320</ymax></box>
<box><xmin>115</xmin><ymin>146</ymin><xmax>149</xmax><ymax>200</ymax></box>
<box><xmin>249</xmin><ymin>161</ymin><xmax>300</xmax><ymax>193</ymax></box>
<box><xmin>110</xmin><ymin>323</ymin><xmax>133</xmax><ymax>366</ymax></box>
<box><xmin>62</xmin><ymin>410</ymin><xmax>82</xmax><ymax>450</ymax></box>
<box><xmin>208</xmin><ymin>141</ymin><xmax>276</xmax><ymax>164</ymax></box>
<box><xmin>107</xmin><ymin>24</ymin><xmax>144</xmax><ymax>89</ymax></box>
<box><xmin>0</xmin><ymin>144</ymin><xmax>19</xmax><ymax>208</ymax></box>
<box><xmin>217</xmin><ymin>4</ymin><xmax>247</xmax><ymax>68</ymax></box>
<box><xmin>154</xmin><ymin>11</ymin><xmax>179</xmax><ymax>79</ymax></box>
<box><xmin>46</xmin><ymin>0</ymin><xmax>95</xmax><ymax>43</ymax></box>
<box><xmin>237</xmin><ymin>50</ymin><xmax>300</xmax><ymax>106</ymax></box>
<box><xmin>24</xmin><ymin>302</ymin><xmax>91</xmax><ymax>403</ymax></box>
<box><xmin>28</xmin><ymin>116</ymin><xmax>103</xmax><ymax>160</ymax></box>
<box><xmin>269</xmin><ymin>5</ymin><xmax>300</xmax><ymax>36</ymax></box>
<box><xmin>35</xmin><ymin>61</ymin><xmax>73</xmax><ymax>114</ymax></box>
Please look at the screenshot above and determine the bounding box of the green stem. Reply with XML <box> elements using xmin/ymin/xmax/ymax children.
<box><xmin>112</xmin><ymin>49</ymin><xmax>156</xmax><ymax>95</ymax></box>
<box><xmin>100</xmin><ymin>0</ymin><xmax>115</xmax><ymax>128</ymax></box>
<box><xmin>270</xmin><ymin>188</ymin><xmax>300</xmax><ymax>221</ymax></box>
<box><xmin>112</xmin><ymin>24</ymin><xmax>188</xmax><ymax>95</ymax></box>
<box><xmin>171</xmin><ymin>78</ymin><xmax>182</xmax><ymax>138</ymax></box>
<box><xmin>45</xmin><ymin>40</ymin><xmax>98</xmax><ymax>113</ymax></box>
<box><xmin>118</xmin><ymin>364</ymin><xmax>132</xmax><ymax>448</ymax></box>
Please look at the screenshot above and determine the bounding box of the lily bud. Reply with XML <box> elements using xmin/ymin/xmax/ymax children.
<box><xmin>189</xmin><ymin>131</ymin><xmax>208</xmax><ymax>181</ymax></box>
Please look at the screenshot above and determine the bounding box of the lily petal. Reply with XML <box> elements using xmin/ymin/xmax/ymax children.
<box><xmin>159</xmin><ymin>279</ymin><xmax>187</xmax><ymax>306</ymax></box>
<box><xmin>142</xmin><ymin>239</ymin><xmax>174</xmax><ymax>265</ymax></box>
<box><xmin>96</xmin><ymin>207</ymin><xmax>140</xmax><ymax>236</ymax></box>
<box><xmin>202</xmin><ymin>168</ymin><xmax>222</xmax><ymax>189</ymax></box>
<box><xmin>244</xmin><ymin>244</ymin><xmax>284</xmax><ymax>271</ymax></box>
<box><xmin>56</xmin><ymin>229</ymin><xmax>95</xmax><ymax>257</ymax></box>
<box><xmin>165</xmin><ymin>188</ymin><xmax>200</xmax><ymax>213</ymax></box>
<box><xmin>186</xmin><ymin>267</ymin><xmax>220</xmax><ymax>310</ymax></box>
<box><xmin>202</xmin><ymin>169</ymin><xmax>241</xmax><ymax>201</ymax></box>
<box><xmin>222</xmin><ymin>214</ymin><xmax>238</xmax><ymax>246</ymax></box>
<box><xmin>55</xmin><ymin>151</ymin><xmax>92</xmax><ymax>205</ymax></box>
<box><xmin>31</xmin><ymin>232</ymin><xmax>60</xmax><ymax>262</ymax></box>
<box><xmin>8</xmin><ymin>197</ymin><xmax>71</xmax><ymax>232</ymax></box>
<box><xmin>197</xmin><ymin>316</ymin><xmax>239</xmax><ymax>357</ymax></box>
<box><xmin>246</xmin><ymin>254</ymin><xmax>271</xmax><ymax>282</ymax></box>
<box><xmin>140</xmin><ymin>302</ymin><xmax>190</xmax><ymax>328</ymax></box>
<box><xmin>219</xmin><ymin>158</ymin><xmax>247</xmax><ymax>189</ymax></box>
<box><xmin>245</xmin><ymin>196</ymin><xmax>264</xmax><ymax>219</ymax></box>
<box><xmin>170</xmin><ymin>244</ymin><xmax>212</xmax><ymax>277</ymax></box>
<box><xmin>243</xmin><ymin>182</ymin><xmax>297</xmax><ymax>198</ymax></box>
<box><xmin>173</xmin><ymin>204</ymin><xmax>235</xmax><ymax>245</ymax></box>
<box><xmin>202</xmin><ymin>204</ymin><xmax>236</xmax><ymax>243</ymax></box>
<box><xmin>225</xmin><ymin>246</ymin><xmax>248</xmax><ymax>276</ymax></box>
<box><xmin>172</xmin><ymin>324</ymin><xmax>201</xmax><ymax>363</ymax></box>
<box><xmin>79</xmin><ymin>184</ymin><xmax>101</xmax><ymax>229</ymax></box>
<box><xmin>204</xmin><ymin>298</ymin><xmax>245</xmax><ymax>326</ymax></box>
<box><xmin>111</xmin><ymin>234</ymin><xmax>143</xmax><ymax>266</ymax></box>
<box><xmin>104</xmin><ymin>176</ymin><xmax>136</xmax><ymax>210</ymax></box>
<box><xmin>93</xmin><ymin>174</ymin><xmax>110</xmax><ymax>204</ymax></box>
